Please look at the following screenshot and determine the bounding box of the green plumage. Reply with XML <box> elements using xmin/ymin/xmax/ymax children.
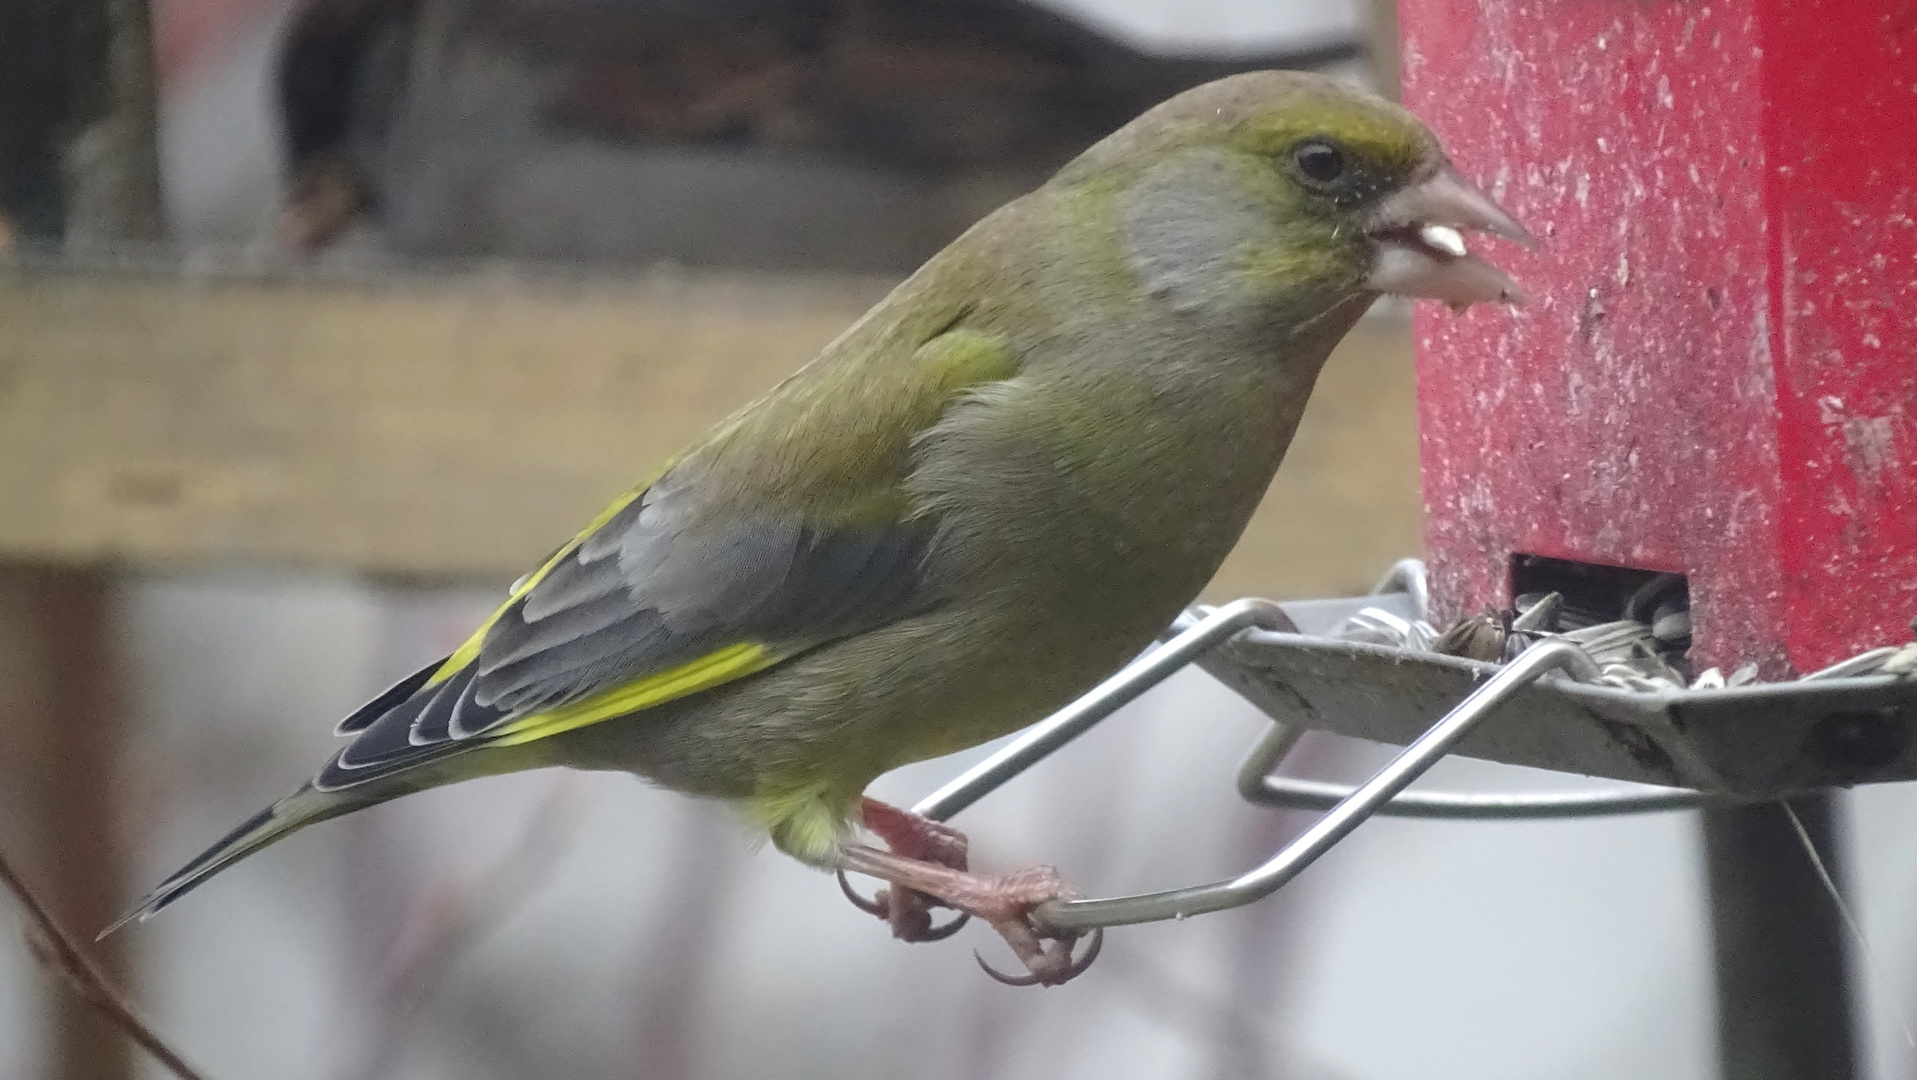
<box><xmin>121</xmin><ymin>70</ymin><xmax>1482</xmax><ymax>923</ymax></box>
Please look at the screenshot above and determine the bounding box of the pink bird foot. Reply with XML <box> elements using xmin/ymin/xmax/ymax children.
<box><xmin>835</xmin><ymin>802</ymin><xmax>1102</xmax><ymax>986</ymax></box>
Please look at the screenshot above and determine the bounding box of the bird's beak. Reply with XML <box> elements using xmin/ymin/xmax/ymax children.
<box><xmin>1365</xmin><ymin>163</ymin><xmax>1536</xmax><ymax>310</ymax></box>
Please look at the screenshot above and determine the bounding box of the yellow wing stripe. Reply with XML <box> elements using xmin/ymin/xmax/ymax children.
<box><xmin>486</xmin><ymin>642</ymin><xmax>780</xmax><ymax>747</ymax></box>
<box><xmin>429</xmin><ymin>489</ymin><xmax>645</xmax><ymax>686</ymax></box>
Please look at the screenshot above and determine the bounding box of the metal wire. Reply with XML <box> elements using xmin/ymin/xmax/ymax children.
<box><xmin>1215</xmin><ymin>556</ymin><xmax>1896</xmax><ymax>821</ymax></box>
<box><xmin>912</xmin><ymin>597</ymin><xmax>1296</xmax><ymax>822</ymax></box>
<box><xmin>1033</xmin><ymin>640</ymin><xmax>1603</xmax><ymax>931</ymax></box>
<box><xmin>904</xmin><ymin>572</ymin><xmax>1718</xmax><ymax>932</ymax></box>
<box><xmin>1232</xmin><ymin>722</ymin><xmax>1723</xmax><ymax>819</ymax></box>
<box><xmin>1370</xmin><ymin>557</ymin><xmax>1431</xmax><ymax>620</ymax></box>
<box><xmin>1237</xmin><ymin>555</ymin><xmax>1720</xmax><ymax>819</ymax></box>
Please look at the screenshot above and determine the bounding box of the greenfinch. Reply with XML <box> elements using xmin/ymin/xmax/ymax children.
<box><xmin>118</xmin><ymin>71</ymin><xmax>1529</xmax><ymax>984</ymax></box>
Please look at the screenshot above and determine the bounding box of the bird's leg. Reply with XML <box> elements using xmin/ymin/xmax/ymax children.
<box><xmin>858</xmin><ymin>798</ymin><xmax>969</xmax><ymax>870</ymax></box>
<box><xmin>836</xmin><ymin>798</ymin><xmax>971</xmax><ymax>942</ymax></box>
<box><xmin>836</xmin><ymin>840</ymin><xmax>1103</xmax><ymax>987</ymax></box>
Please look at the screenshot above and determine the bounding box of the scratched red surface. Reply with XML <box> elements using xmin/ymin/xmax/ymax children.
<box><xmin>1402</xmin><ymin>0</ymin><xmax>1917</xmax><ymax>675</ymax></box>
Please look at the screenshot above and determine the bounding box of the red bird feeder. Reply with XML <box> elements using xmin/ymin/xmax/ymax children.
<box><xmin>906</xmin><ymin>6</ymin><xmax>1913</xmax><ymax>1073</ymax></box>
<box><xmin>1402</xmin><ymin>0</ymin><xmax>1917</xmax><ymax>677</ymax></box>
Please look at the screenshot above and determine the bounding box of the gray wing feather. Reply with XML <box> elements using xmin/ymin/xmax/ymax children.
<box><xmin>480</xmin><ymin>587</ymin><xmax>637</xmax><ymax>671</ymax></box>
<box><xmin>476</xmin><ymin>612</ymin><xmax>675</xmax><ymax>715</ymax></box>
<box><xmin>339</xmin><ymin>465</ymin><xmax>938</xmax><ymax>763</ymax></box>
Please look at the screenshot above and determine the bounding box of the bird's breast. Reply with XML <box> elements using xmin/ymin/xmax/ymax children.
<box><xmin>913</xmin><ymin>353</ymin><xmax>1306</xmax><ymax>624</ymax></box>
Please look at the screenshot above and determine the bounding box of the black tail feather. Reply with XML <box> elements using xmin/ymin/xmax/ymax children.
<box><xmin>101</xmin><ymin>786</ymin><xmax>354</xmax><ymax>938</ymax></box>
<box><xmin>334</xmin><ymin>657</ymin><xmax>445</xmax><ymax>734</ymax></box>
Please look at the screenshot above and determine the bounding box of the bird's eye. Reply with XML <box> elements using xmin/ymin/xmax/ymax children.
<box><xmin>1293</xmin><ymin>141</ymin><xmax>1348</xmax><ymax>188</ymax></box>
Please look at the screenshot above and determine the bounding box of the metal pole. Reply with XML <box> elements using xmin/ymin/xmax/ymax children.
<box><xmin>1702</xmin><ymin>793</ymin><xmax>1858</xmax><ymax>1080</ymax></box>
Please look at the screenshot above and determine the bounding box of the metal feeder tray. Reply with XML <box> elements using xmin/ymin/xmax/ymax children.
<box><xmin>907</xmin><ymin>561</ymin><xmax>1917</xmax><ymax>933</ymax></box>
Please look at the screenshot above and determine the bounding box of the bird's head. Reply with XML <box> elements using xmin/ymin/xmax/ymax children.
<box><xmin>1056</xmin><ymin>71</ymin><xmax>1532</xmax><ymax>319</ymax></box>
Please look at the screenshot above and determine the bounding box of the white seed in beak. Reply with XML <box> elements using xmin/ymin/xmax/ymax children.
<box><xmin>1418</xmin><ymin>223</ymin><xmax>1468</xmax><ymax>259</ymax></box>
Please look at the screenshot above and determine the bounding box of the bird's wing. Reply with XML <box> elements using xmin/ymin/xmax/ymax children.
<box><xmin>315</xmin><ymin>319</ymin><xmax>1018</xmax><ymax>791</ymax></box>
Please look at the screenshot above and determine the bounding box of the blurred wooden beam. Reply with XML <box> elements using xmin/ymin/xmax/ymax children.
<box><xmin>0</xmin><ymin>260</ymin><xmax>889</xmax><ymax>580</ymax></box>
<box><xmin>0</xmin><ymin>259</ymin><xmax>1417</xmax><ymax>596</ymax></box>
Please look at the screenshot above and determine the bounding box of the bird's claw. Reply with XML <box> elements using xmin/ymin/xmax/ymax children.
<box><xmin>836</xmin><ymin>868</ymin><xmax>886</xmax><ymax>917</ymax></box>
<box><xmin>974</xmin><ymin>927</ymin><xmax>1104</xmax><ymax>987</ymax></box>
<box><xmin>908</xmin><ymin>908</ymin><xmax>972</xmax><ymax>942</ymax></box>
<box><xmin>837</xmin><ymin>869</ymin><xmax>971</xmax><ymax>942</ymax></box>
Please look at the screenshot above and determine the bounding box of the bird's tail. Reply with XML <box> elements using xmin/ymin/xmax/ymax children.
<box><xmin>101</xmin><ymin>784</ymin><xmax>364</xmax><ymax>938</ymax></box>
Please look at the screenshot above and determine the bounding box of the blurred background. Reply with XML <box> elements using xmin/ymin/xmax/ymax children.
<box><xmin>2</xmin><ymin>1</ymin><xmax>1916</xmax><ymax>1078</ymax></box>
